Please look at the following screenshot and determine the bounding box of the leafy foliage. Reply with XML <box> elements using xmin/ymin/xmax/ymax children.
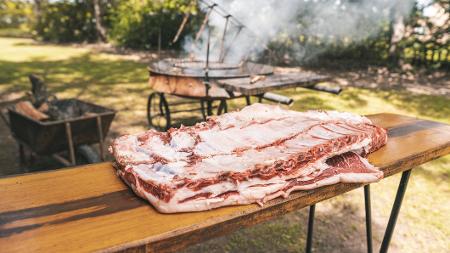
<box><xmin>34</xmin><ymin>0</ymin><xmax>99</xmax><ymax>43</ymax></box>
<box><xmin>0</xmin><ymin>0</ymin><xmax>447</xmax><ymax>68</ymax></box>
<box><xmin>0</xmin><ymin>0</ymin><xmax>32</xmax><ymax>33</ymax></box>
<box><xmin>109</xmin><ymin>0</ymin><xmax>198</xmax><ymax>49</ymax></box>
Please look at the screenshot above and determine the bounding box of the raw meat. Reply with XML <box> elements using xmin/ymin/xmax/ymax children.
<box><xmin>109</xmin><ymin>104</ymin><xmax>387</xmax><ymax>213</ymax></box>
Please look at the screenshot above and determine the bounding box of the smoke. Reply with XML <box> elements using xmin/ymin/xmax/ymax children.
<box><xmin>183</xmin><ymin>0</ymin><xmax>415</xmax><ymax>63</ymax></box>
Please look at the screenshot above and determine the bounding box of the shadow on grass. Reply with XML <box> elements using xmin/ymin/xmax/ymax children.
<box><xmin>339</xmin><ymin>89</ymin><xmax>369</xmax><ymax>108</ymax></box>
<box><xmin>411</xmin><ymin>157</ymin><xmax>450</xmax><ymax>183</ymax></box>
<box><xmin>380</xmin><ymin>90</ymin><xmax>450</xmax><ymax>122</ymax></box>
<box><xmin>0</xmin><ymin>53</ymin><xmax>148</xmax><ymax>100</ymax></box>
<box><xmin>182</xmin><ymin>196</ymin><xmax>382</xmax><ymax>253</ymax></box>
<box><xmin>293</xmin><ymin>96</ymin><xmax>336</xmax><ymax>111</ymax></box>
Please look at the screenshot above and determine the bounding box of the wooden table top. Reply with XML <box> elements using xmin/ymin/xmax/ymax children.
<box><xmin>216</xmin><ymin>72</ymin><xmax>329</xmax><ymax>95</ymax></box>
<box><xmin>1</xmin><ymin>114</ymin><xmax>449</xmax><ymax>253</ymax></box>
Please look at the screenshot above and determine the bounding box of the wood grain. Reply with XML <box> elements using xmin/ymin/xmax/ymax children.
<box><xmin>1</xmin><ymin>113</ymin><xmax>449</xmax><ymax>253</ymax></box>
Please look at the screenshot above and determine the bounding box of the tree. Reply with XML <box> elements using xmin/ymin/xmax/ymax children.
<box><xmin>388</xmin><ymin>1</ymin><xmax>409</xmax><ymax>64</ymax></box>
<box><xmin>93</xmin><ymin>0</ymin><xmax>107</xmax><ymax>42</ymax></box>
<box><xmin>33</xmin><ymin>0</ymin><xmax>44</xmax><ymax>23</ymax></box>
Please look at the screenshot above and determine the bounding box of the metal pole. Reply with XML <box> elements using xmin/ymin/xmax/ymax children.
<box><xmin>204</xmin><ymin>19</ymin><xmax>211</xmax><ymax>97</ymax></box>
<box><xmin>221</xmin><ymin>26</ymin><xmax>242</xmax><ymax>62</ymax></box>
<box><xmin>65</xmin><ymin>122</ymin><xmax>76</xmax><ymax>166</ymax></box>
<box><xmin>195</xmin><ymin>4</ymin><xmax>216</xmax><ymax>42</ymax></box>
<box><xmin>200</xmin><ymin>100</ymin><xmax>207</xmax><ymax>120</ymax></box>
<box><xmin>218</xmin><ymin>15</ymin><xmax>231</xmax><ymax>62</ymax></box>
<box><xmin>245</xmin><ymin>96</ymin><xmax>251</xmax><ymax>105</ymax></box>
<box><xmin>380</xmin><ymin>169</ymin><xmax>412</xmax><ymax>253</ymax></box>
<box><xmin>306</xmin><ymin>204</ymin><xmax>315</xmax><ymax>253</ymax></box>
<box><xmin>172</xmin><ymin>12</ymin><xmax>190</xmax><ymax>44</ymax></box>
<box><xmin>364</xmin><ymin>185</ymin><xmax>373</xmax><ymax>253</ymax></box>
<box><xmin>158</xmin><ymin>25</ymin><xmax>162</xmax><ymax>59</ymax></box>
<box><xmin>206</xmin><ymin>100</ymin><xmax>213</xmax><ymax>116</ymax></box>
<box><xmin>96</xmin><ymin>116</ymin><xmax>105</xmax><ymax>161</ymax></box>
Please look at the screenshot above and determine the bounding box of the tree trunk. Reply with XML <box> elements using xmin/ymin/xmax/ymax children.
<box><xmin>93</xmin><ymin>0</ymin><xmax>107</xmax><ymax>42</ymax></box>
<box><xmin>33</xmin><ymin>0</ymin><xmax>44</xmax><ymax>24</ymax></box>
<box><xmin>388</xmin><ymin>8</ymin><xmax>406</xmax><ymax>65</ymax></box>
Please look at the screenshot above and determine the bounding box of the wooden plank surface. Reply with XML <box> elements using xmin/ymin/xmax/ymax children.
<box><xmin>216</xmin><ymin>73</ymin><xmax>329</xmax><ymax>95</ymax></box>
<box><xmin>1</xmin><ymin>114</ymin><xmax>449</xmax><ymax>253</ymax></box>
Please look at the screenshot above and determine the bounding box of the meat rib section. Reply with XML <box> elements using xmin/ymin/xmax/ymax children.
<box><xmin>110</xmin><ymin>104</ymin><xmax>387</xmax><ymax>213</ymax></box>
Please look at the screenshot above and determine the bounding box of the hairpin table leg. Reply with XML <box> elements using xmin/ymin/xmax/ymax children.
<box><xmin>380</xmin><ymin>169</ymin><xmax>412</xmax><ymax>253</ymax></box>
<box><xmin>364</xmin><ymin>184</ymin><xmax>373</xmax><ymax>253</ymax></box>
<box><xmin>306</xmin><ymin>204</ymin><xmax>316</xmax><ymax>253</ymax></box>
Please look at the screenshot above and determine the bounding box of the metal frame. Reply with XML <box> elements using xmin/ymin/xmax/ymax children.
<box><xmin>305</xmin><ymin>170</ymin><xmax>412</xmax><ymax>253</ymax></box>
<box><xmin>145</xmin><ymin>90</ymin><xmax>295</xmax><ymax>130</ymax></box>
<box><xmin>146</xmin><ymin>92</ymin><xmax>251</xmax><ymax>130</ymax></box>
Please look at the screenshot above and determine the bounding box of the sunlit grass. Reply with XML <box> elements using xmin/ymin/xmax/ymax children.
<box><xmin>0</xmin><ymin>37</ymin><xmax>449</xmax><ymax>252</ymax></box>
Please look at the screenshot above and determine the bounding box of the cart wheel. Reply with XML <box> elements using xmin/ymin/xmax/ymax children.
<box><xmin>147</xmin><ymin>92</ymin><xmax>171</xmax><ymax>131</ymax></box>
<box><xmin>76</xmin><ymin>145</ymin><xmax>100</xmax><ymax>164</ymax></box>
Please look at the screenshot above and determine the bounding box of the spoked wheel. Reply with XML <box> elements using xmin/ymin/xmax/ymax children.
<box><xmin>147</xmin><ymin>92</ymin><xmax>171</xmax><ymax>131</ymax></box>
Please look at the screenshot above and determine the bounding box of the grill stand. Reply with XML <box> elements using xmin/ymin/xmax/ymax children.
<box><xmin>305</xmin><ymin>170</ymin><xmax>412</xmax><ymax>253</ymax></box>
<box><xmin>147</xmin><ymin>92</ymin><xmax>235</xmax><ymax>130</ymax></box>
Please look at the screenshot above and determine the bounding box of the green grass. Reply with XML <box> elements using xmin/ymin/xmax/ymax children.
<box><xmin>0</xmin><ymin>37</ymin><xmax>449</xmax><ymax>252</ymax></box>
<box><xmin>0</xmin><ymin>28</ymin><xmax>32</xmax><ymax>38</ymax></box>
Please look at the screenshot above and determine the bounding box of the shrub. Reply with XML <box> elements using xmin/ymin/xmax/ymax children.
<box><xmin>109</xmin><ymin>0</ymin><xmax>198</xmax><ymax>49</ymax></box>
<box><xmin>34</xmin><ymin>0</ymin><xmax>98</xmax><ymax>43</ymax></box>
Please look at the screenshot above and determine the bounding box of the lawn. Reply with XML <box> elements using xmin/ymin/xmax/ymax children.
<box><xmin>0</xmin><ymin>37</ymin><xmax>449</xmax><ymax>252</ymax></box>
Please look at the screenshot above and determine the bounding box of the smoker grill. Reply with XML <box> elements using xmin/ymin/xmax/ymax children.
<box><xmin>147</xmin><ymin>58</ymin><xmax>283</xmax><ymax>130</ymax></box>
<box><xmin>147</xmin><ymin>57</ymin><xmax>339</xmax><ymax>130</ymax></box>
<box><xmin>146</xmin><ymin>0</ymin><xmax>340</xmax><ymax>130</ymax></box>
<box><xmin>2</xmin><ymin>99</ymin><xmax>116</xmax><ymax>167</ymax></box>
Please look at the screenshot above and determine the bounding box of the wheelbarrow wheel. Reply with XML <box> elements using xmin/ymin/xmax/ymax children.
<box><xmin>147</xmin><ymin>92</ymin><xmax>171</xmax><ymax>131</ymax></box>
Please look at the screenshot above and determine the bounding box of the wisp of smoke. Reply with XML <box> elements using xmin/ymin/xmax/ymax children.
<box><xmin>183</xmin><ymin>0</ymin><xmax>415</xmax><ymax>64</ymax></box>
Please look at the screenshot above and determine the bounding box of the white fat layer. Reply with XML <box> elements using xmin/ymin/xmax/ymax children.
<box><xmin>137</xmin><ymin>160</ymin><xmax>383</xmax><ymax>213</ymax></box>
<box><xmin>170</xmin><ymin>131</ymin><xmax>195</xmax><ymax>150</ymax></box>
<box><xmin>128</xmin><ymin>138</ymin><xmax>378</xmax><ymax>213</ymax></box>
<box><xmin>166</xmin><ymin>136</ymin><xmax>373</xmax><ymax>203</ymax></box>
<box><xmin>111</xmin><ymin>104</ymin><xmax>385</xmax><ymax>213</ymax></box>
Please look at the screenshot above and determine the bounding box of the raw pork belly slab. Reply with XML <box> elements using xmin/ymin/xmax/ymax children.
<box><xmin>110</xmin><ymin>104</ymin><xmax>387</xmax><ymax>213</ymax></box>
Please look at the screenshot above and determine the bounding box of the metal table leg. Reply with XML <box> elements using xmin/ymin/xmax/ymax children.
<box><xmin>380</xmin><ymin>169</ymin><xmax>412</xmax><ymax>253</ymax></box>
<box><xmin>306</xmin><ymin>204</ymin><xmax>315</xmax><ymax>253</ymax></box>
<box><xmin>364</xmin><ymin>185</ymin><xmax>373</xmax><ymax>253</ymax></box>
